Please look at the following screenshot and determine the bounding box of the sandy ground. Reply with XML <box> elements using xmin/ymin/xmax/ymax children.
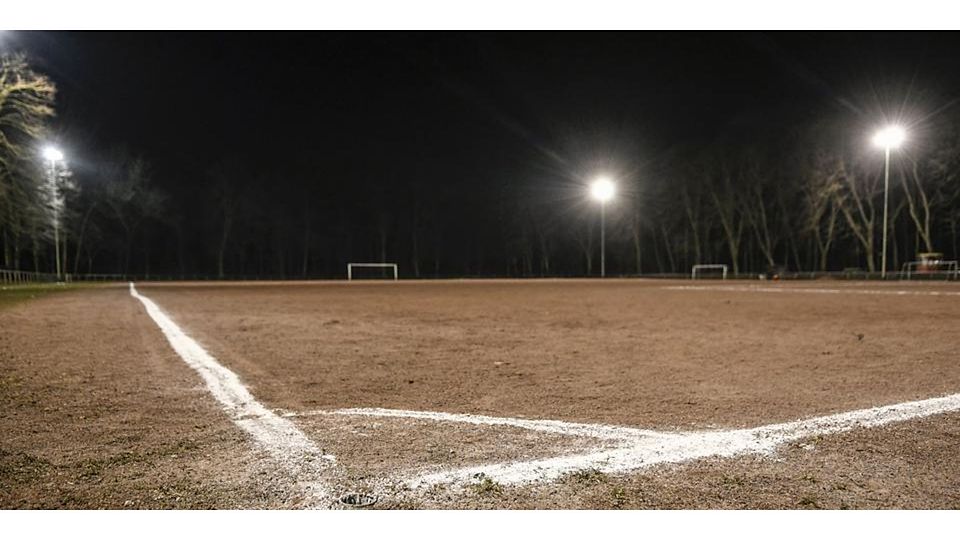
<box><xmin>3</xmin><ymin>279</ymin><xmax>960</xmax><ymax>508</ymax></box>
<box><xmin>140</xmin><ymin>279</ymin><xmax>960</xmax><ymax>427</ymax></box>
<box><xmin>1</xmin><ymin>285</ymin><xmax>309</xmax><ymax>508</ymax></box>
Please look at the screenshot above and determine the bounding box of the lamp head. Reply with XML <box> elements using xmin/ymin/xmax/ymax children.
<box><xmin>590</xmin><ymin>177</ymin><xmax>615</xmax><ymax>203</ymax></box>
<box><xmin>873</xmin><ymin>126</ymin><xmax>905</xmax><ymax>150</ymax></box>
<box><xmin>42</xmin><ymin>146</ymin><xmax>64</xmax><ymax>162</ymax></box>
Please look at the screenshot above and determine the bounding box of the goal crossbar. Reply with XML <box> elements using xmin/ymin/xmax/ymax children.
<box><xmin>347</xmin><ymin>263</ymin><xmax>398</xmax><ymax>281</ymax></box>
<box><xmin>901</xmin><ymin>260</ymin><xmax>958</xmax><ymax>280</ymax></box>
<box><xmin>691</xmin><ymin>264</ymin><xmax>728</xmax><ymax>280</ymax></box>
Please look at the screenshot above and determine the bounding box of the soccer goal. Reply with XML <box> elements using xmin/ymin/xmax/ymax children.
<box><xmin>901</xmin><ymin>258</ymin><xmax>959</xmax><ymax>281</ymax></box>
<box><xmin>691</xmin><ymin>264</ymin><xmax>728</xmax><ymax>280</ymax></box>
<box><xmin>347</xmin><ymin>263</ymin><xmax>398</xmax><ymax>281</ymax></box>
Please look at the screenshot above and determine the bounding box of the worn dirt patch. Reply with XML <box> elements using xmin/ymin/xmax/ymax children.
<box><xmin>0</xmin><ymin>285</ymin><xmax>301</xmax><ymax>509</ymax></box>
<box><xmin>293</xmin><ymin>413</ymin><xmax>602</xmax><ymax>491</ymax></box>
<box><xmin>138</xmin><ymin>279</ymin><xmax>960</xmax><ymax>428</ymax></box>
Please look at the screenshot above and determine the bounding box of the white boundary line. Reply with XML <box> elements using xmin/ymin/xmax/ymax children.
<box><xmin>664</xmin><ymin>284</ymin><xmax>960</xmax><ymax>296</ymax></box>
<box><xmin>286</xmin><ymin>392</ymin><xmax>960</xmax><ymax>489</ymax></box>
<box><xmin>129</xmin><ymin>283</ymin><xmax>335</xmax><ymax>504</ymax></box>
<box><xmin>284</xmin><ymin>407</ymin><xmax>660</xmax><ymax>440</ymax></box>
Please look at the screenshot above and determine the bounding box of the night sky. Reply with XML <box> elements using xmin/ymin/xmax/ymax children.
<box><xmin>13</xmin><ymin>32</ymin><xmax>959</xmax><ymax>192</ymax></box>
<box><xmin>6</xmin><ymin>31</ymin><xmax>960</xmax><ymax>276</ymax></box>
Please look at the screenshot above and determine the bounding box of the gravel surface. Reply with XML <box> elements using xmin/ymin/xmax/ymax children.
<box><xmin>3</xmin><ymin>279</ymin><xmax>959</xmax><ymax>508</ymax></box>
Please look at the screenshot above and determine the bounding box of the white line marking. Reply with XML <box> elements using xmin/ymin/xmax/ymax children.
<box><xmin>286</xmin><ymin>407</ymin><xmax>658</xmax><ymax>440</ymax></box>
<box><xmin>664</xmin><ymin>284</ymin><xmax>960</xmax><ymax>296</ymax></box>
<box><xmin>129</xmin><ymin>283</ymin><xmax>335</xmax><ymax>504</ymax></box>
<box><xmin>296</xmin><ymin>393</ymin><xmax>960</xmax><ymax>489</ymax></box>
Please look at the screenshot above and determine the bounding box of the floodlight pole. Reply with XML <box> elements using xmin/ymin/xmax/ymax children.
<box><xmin>600</xmin><ymin>200</ymin><xmax>606</xmax><ymax>278</ymax></box>
<box><xmin>881</xmin><ymin>146</ymin><xmax>890</xmax><ymax>280</ymax></box>
<box><xmin>46</xmin><ymin>158</ymin><xmax>62</xmax><ymax>281</ymax></box>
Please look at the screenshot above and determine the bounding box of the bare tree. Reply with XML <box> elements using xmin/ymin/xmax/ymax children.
<box><xmin>679</xmin><ymin>177</ymin><xmax>705</xmax><ymax>266</ymax></box>
<box><xmin>741</xmin><ymin>162</ymin><xmax>781</xmax><ymax>269</ymax></box>
<box><xmin>707</xmin><ymin>164</ymin><xmax>746</xmax><ymax>275</ymax></box>
<box><xmin>208</xmin><ymin>160</ymin><xmax>245</xmax><ymax>278</ymax></box>
<box><xmin>830</xmin><ymin>153</ymin><xmax>883</xmax><ymax>272</ymax></box>
<box><xmin>573</xmin><ymin>213</ymin><xmax>594</xmax><ymax>276</ymax></box>
<box><xmin>900</xmin><ymin>158</ymin><xmax>940</xmax><ymax>254</ymax></box>
<box><xmin>102</xmin><ymin>156</ymin><xmax>164</xmax><ymax>274</ymax></box>
<box><xmin>803</xmin><ymin>162</ymin><xmax>841</xmax><ymax>272</ymax></box>
<box><xmin>0</xmin><ymin>54</ymin><xmax>56</xmax><ymax>269</ymax></box>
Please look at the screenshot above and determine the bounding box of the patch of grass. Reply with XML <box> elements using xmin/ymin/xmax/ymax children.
<box><xmin>719</xmin><ymin>474</ymin><xmax>745</xmax><ymax>487</ymax></box>
<box><xmin>568</xmin><ymin>468</ymin><xmax>608</xmax><ymax>486</ymax></box>
<box><xmin>76</xmin><ymin>451</ymin><xmax>150</xmax><ymax>480</ymax></box>
<box><xmin>610</xmin><ymin>486</ymin><xmax>628</xmax><ymax>509</ymax></box>
<box><xmin>0</xmin><ymin>449</ymin><xmax>52</xmax><ymax>485</ymax></box>
<box><xmin>72</xmin><ymin>438</ymin><xmax>201</xmax><ymax>481</ymax></box>
<box><xmin>0</xmin><ymin>283</ymin><xmax>90</xmax><ymax>311</ymax></box>
<box><xmin>472</xmin><ymin>476</ymin><xmax>503</xmax><ymax>497</ymax></box>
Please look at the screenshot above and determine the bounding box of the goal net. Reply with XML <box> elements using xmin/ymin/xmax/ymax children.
<box><xmin>691</xmin><ymin>264</ymin><xmax>728</xmax><ymax>280</ymax></box>
<box><xmin>347</xmin><ymin>263</ymin><xmax>398</xmax><ymax>281</ymax></box>
<box><xmin>901</xmin><ymin>259</ymin><xmax>958</xmax><ymax>281</ymax></box>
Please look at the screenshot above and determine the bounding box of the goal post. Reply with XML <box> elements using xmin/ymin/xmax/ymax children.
<box><xmin>691</xmin><ymin>264</ymin><xmax>728</xmax><ymax>280</ymax></box>
<box><xmin>347</xmin><ymin>263</ymin><xmax>398</xmax><ymax>281</ymax></box>
<box><xmin>901</xmin><ymin>259</ymin><xmax>959</xmax><ymax>280</ymax></box>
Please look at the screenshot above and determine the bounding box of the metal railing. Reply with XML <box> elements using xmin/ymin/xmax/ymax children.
<box><xmin>3</xmin><ymin>268</ymin><xmax>958</xmax><ymax>285</ymax></box>
<box><xmin>0</xmin><ymin>269</ymin><xmax>63</xmax><ymax>285</ymax></box>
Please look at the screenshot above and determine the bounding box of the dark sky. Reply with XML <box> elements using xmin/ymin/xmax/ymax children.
<box><xmin>11</xmin><ymin>31</ymin><xmax>960</xmax><ymax>198</ymax></box>
<box><xmin>5</xmin><ymin>31</ymin><xmax>960</xmax><ymax>276</ymax></box>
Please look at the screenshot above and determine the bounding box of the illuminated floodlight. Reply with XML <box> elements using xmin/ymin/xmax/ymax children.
<box><xmin>42</xmin><ymin>146</ymin><xmax>64</xmax><ymax>162</ymax></box>
<box><xmin>874</xmin><ymin>125</ymin><xmax>905</xmax><ymax>281</ymax></box>
<box><xmin>590</xmin><ymin>177</ymin><xmax>615</xmax><ymax>203</ymax></box>
<box><xmin>872</xmin><ymin>126</ymin><xmax>906</xmax><ymax>150</ymax></box>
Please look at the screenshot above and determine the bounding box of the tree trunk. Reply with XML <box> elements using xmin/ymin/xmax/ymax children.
<box><xmin>176</xmin><ymin>226</ymin><xmax>186</xmax><ymax>278</ymax></box>
<box><xmin>2</xmin><ymin>227</ymin><xmax>10</xmax><ymax>268</ymax></box>
<box><xmin>31</xmin><ymin>226</ymin><xmax>40</xmax><ymax>273</ymax></box>
<box><xmin>13</xmin><ymin>231</ymin><xmax>21</xmax><ymax>270</ymax></box>
<box><xmin>632</xmin><ymin>226</ymin><xmax>642</xmax><ymax>274</ymax></box>
<box><xmin>217</xmin><ymin>217</ymin><xmax>231</xmax><ymax>279</ymax></box>
<box><xmin>661</xmin><ymin>226</ymin><xmax>676</xmax><ymax>273</ymax></box>
<box><xmin>710</xmin><ymin>188</ymin><xmax>743</xmax><ymax>275</ymax></box>
<box><xmin>72</xmin><ymin>205</ymin><xmax>95</xmax><ymax>275</ymax></box>
<box><xmin>411</xmin><ymin>227</ymin><xmax>420</xmax><ymax>278</ymax></box>
<box><xmin>378</xmin><ymin>218</ymin><xmax>388</xmax><ymax>264</ymax></box>
<box><xmin>901</xmin><ymin>162</ymin><xmax>936</xmax><ymax>254</ymax></box>
<box><xmin>143</xmin><ymin>228</ymin><xmax>151</xmax><ymax>280</ymax></box>
<box><xmin>652</xmin><ymin>232</ymin><xmax>664</xmax><ymax>274</ymax></box>
<box><xmin>536</xmin><ymin>226</ymin><xmax>550</xmax><ymax>276</ymax></box>
<box><xmin>301</xmin><ymin>224</ymin><xmax>310</xmax><ymax>278</ymax></box>
<box><xmin>951</xmin><ymin>216</ymin><xmax>959</xmax><ymax>260</ymax></box>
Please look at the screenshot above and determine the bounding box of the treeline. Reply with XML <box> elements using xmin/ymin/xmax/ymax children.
<box><xmin>2</xmin><ymin>53</ymin><xmax>959</xmax><ymax>279</ymax></box>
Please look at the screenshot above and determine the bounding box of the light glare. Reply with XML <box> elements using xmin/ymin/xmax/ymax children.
<box><xmin>873</xmin><ymin>126</ymin><xmax>905</xmax><ymax>150</ymax></box>
<box><xmin>590</xmin><ymin>177</ymin><xmax>615</xmax><ymax>203</ymax></box>
<box><xmin>42</xmin><ymin>146</ymin><xmax>64</xmax><ymax>162</ymax></box>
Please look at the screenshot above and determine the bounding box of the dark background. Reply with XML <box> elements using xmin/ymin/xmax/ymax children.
<box><xmin>6</xmin><ymin>31</ymin><xmax>960</xmax><ymax>277</ymax></box>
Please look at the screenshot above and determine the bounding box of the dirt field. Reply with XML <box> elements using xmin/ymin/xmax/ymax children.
<box><xmin>2</xmin><ymin>279</ymin><xmax>960</xmax><ymax>509</ymax></box>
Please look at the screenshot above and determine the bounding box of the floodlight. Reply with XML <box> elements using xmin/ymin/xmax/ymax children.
<box><xmin>873</xmin><ymin>126</ymin><xmax>905</xmax><ymax>150</ymax></box>
<box><xmin>42</xmin><ymin>146</ymin><xmax>64</xmax><ymax>162</ymax></box>
<box><xmin>873</xmin><ymin>125</ymin><xmax>905</xmax><ymax>280</ymax></box>
<box><xmin>590</xmin><ymin>177</ymin><xmax>615</xmax><ymax>203</ymax></box>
